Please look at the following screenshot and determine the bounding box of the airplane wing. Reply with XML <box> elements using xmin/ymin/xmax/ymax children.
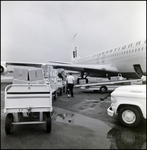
<box><xmin>74</xmin><ymin>79</ymin><xmax>143</xmax><ymax>87</ymax></box>
<box><xmin>48</xmin><ymin>60</ymin><xmax>71</xmax><ymax>64</ymax></box>
<box><xmin>1</xmin><ymin>61</ymin><xmax>119</xmax><ymax>76</ymax></box>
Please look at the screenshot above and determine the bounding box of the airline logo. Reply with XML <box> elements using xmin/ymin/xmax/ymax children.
<box><xmin>73</xmin><ymin>47</ymin><xmax>77</xmax><ymax>58</ymax></box>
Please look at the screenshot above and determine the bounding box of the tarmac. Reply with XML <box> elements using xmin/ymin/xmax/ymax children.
<box><xmin>1</xmin><ymin>82</ymin><xmax>146</xmax><ymax>149</ymax></box>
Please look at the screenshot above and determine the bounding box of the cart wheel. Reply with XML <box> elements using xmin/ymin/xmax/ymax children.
<box><xmin>45</xmin><ymin>112</ymin><xmax>52</xmax><ymax>133</ymax></box>
<box><xmin>60</xmin><ymin>88</ymin><xmax>63</xmax><ymax>96</ymax></box>
<box><xmin>5</xmin><ymin>113</ymin><xmax>13</xmax><ymax>135</ymax></box>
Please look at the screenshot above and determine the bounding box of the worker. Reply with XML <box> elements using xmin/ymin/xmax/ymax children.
<box><xmin>141</xmin><ymin>74</ymin><xmax>146</xmax><ymax>84</ymax></box>
<box><xmin>66</xmin><ymin>72</ymin><xmax>75</xmax><ymax>98</ymax></box>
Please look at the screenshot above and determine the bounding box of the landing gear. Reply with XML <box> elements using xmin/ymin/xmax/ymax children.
<box><xmin>77</xmin><ymin>71</ymin><xmax>88</xmax><ymax>84</ymax></box>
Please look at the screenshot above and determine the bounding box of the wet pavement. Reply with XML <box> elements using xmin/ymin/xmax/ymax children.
<box><xmin>1</xmin><ymin>83</ymin><xmax>146</xmax><ymax>149</ymax></box>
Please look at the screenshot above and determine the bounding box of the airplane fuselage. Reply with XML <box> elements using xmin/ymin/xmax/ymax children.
<box><xmin>73</xmin><ymin>39</ymin><xmax>146</xmax><ymax>78</ymax></box>
<box><xmin>1</xmin><ymin>39</ymin><xmax>146</xmax><ymax>80</ymax></box>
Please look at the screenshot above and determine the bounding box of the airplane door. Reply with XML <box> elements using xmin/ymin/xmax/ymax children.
<box><xmin>133</xmin><ymin>64</ymin><xmax>144</xmax><ymax>77</ymax></box>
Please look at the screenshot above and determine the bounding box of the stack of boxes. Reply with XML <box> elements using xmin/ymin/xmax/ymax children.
<box><xmin>12</xmin><ymin>65</ymin><xmax>63</xmax><ymax>92</ymax></box>
<box><xmin>12</xmin><ymin>68</ymin><xmax>45</xmax><ymax>84</ymax></box>
<box><xmin>41</xmin><ymin>64</ymin><xmax>59</xmax><ymax>90</ymax></box>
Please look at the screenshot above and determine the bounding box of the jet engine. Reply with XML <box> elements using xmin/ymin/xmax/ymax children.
<box><xmin>1</xmin><ymin>62</ymin><xmax>8</xmax><ymax>75</ymax></box>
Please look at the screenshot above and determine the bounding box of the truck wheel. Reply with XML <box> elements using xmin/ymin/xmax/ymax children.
<box><xmin>45</xmin><ymin>112</ymin><xmax>52</xmax><ymax>133</ymax></box>
<box><xmin>100</xmin><ymin>86</ymin><xmax>107</xmax><ymax>94</ymax></box>
<box><xmin>5</xmin><ymin>113</ymin><xmax>13</xmax><ymax>135</ymax></box>
<box><xmin>118</xmin><ymin>106</ymin><xmax>141</xmax><ymax>127</ymax></box>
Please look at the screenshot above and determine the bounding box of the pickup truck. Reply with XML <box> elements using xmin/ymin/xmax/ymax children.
<box><xmin>107</xmin><ymin>85</ymin><xmax>146</xmax><ymax>127</ymax></box>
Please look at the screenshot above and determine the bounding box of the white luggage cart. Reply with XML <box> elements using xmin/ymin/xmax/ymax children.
<box><xmin>4</xmin><ymin>83</ymin><xmax>53</xmax><ymax>135</ymax></box>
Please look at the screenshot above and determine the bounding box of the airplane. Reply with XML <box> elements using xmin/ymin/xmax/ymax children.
<box><xmin>1</xmin><ymin>39</ymin><xmax>146</xmax><ymax>84</ymax></box>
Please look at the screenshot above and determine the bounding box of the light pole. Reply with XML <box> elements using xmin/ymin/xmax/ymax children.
<box><xmin>73</xmin><ymin>33</ymin><xmax>78</xmax><ymax>58</ymax></box>
<box><xmin>73</xmin><ymin>33</ymin><xmax>77</xmax><ymax>48</ymax></box>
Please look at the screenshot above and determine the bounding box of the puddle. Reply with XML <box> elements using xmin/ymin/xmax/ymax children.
<box><xmin>52</xmin><ymin>107</ymin><xmax>146</xmax><ymax>149</ymax></box>
<box><xmin>52</xmin><ymin>107</ymin><xmax>111</xmax><ymax>138</ymax></box>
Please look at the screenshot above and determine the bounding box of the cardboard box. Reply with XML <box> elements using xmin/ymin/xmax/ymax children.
<box><xmin>13</xmin><ymin>68</ymin><xmax>28</xmax><ymax>81</ymax></box>
<box><xmin>41</xmin><ymin>65</ymin><xmax>53</xmax><ymax>72</ymax></box>
<box><xmin>30</xmin><ymin>80</ymin><xmax>45</xmax><ymax>84</ymax></box>
<box><xmin>29</xmin><ymin>68</ymin><xmax>44</xmax><ymax>82</ymax></box>
<box><xmin>13</xmin><ymin>79</ymin><xmax>29</xmax><ymax>84</ymax></box>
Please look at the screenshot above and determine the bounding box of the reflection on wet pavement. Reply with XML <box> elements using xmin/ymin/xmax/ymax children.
<box><xmin>52</xmin><ymin>112</ymin><xmax>75</xmax><ymax>124</ymax></box>
<box><xmin>107</xmin><ymin>126</ymin><xmax>146</xmax><ymax>149</ymax></box>
<box><xmin>52</xmin><ymin>107</ymin><xmax>146</xmax><ymax>149</ymax></box>
<box><xmin>52</xmin><ymin>107</ymin><xmax>111</xmax><ymax>139</ymax></box>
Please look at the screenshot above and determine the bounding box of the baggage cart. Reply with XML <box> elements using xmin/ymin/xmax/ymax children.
<box><xmin>4</xmin><ymin>83</ymin><xmax>53</xmax><ymax>135</ymax></box>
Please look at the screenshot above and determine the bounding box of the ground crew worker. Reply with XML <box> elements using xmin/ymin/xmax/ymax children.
<box><xmin>141</xmin><ymin>73</ymin><xmax>146</xmax><ymax>84</ymax></box>
<box><xmin>66</xmin><ymin>72</ymin><xmax>75</xmax><ymax>98</ymax></box>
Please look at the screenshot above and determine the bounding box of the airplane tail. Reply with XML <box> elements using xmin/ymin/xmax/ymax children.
<box><xmin>72</xmin><ymin>46</ymin><xmax>78</xmax><ymax>62</ymax></box>
<box><xmin>71</xmin><ymin>33</ymin><xmax>80</xmax><ymax>62</ymax></box>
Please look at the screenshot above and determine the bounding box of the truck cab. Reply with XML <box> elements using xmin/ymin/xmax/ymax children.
<box><xmin>107</xmin><ymin>84</ymin><xmax>146</xmax><ymax>127</ymax></box>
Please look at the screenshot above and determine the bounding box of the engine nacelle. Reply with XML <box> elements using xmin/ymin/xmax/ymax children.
<box><xmin>1</xmin><ymin>62</ymin><xmax>8</xmax><ymax>75</ymax></box>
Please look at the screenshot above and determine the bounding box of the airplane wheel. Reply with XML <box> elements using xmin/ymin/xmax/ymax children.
<box><xmin>100</xmin><ymin>86</ymin><xmax>107</xmax><ymax>94</ymax></box>
<box><xmin>45</xmin><ymin>112</ymin><xmax>52</xmax><ymax>133</ymax></box>
<box><xmin>5</xmin><ymin>113</ymin><xmax>13</xmax><ymax>135</ymax></box>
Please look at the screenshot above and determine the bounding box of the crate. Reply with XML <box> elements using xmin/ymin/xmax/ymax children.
<box><xmin>29</xmin><ymin>68</ymin><xmax>44</xmax><ymax>82</ymax></box>
<box><xmin>12</xmin><ymin>68</ymin><xmax>28</xmax><ymax>84</ymax></box>
<box><xmin>12</xmin><ymin>68</ymin><xmax>44</xmax><ymax>84</ymax></box>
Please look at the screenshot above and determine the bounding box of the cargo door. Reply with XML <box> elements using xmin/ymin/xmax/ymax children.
<box><xmin>133</xmin><ymin>64</ymin><xmax>144</xmax><ymax>77</ymax></box>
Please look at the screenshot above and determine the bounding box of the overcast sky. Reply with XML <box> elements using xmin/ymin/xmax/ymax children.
<box><xmin>1</xmin><ymin>1</ymin><xmax>146</xmax><ymax>63</ymax></box>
